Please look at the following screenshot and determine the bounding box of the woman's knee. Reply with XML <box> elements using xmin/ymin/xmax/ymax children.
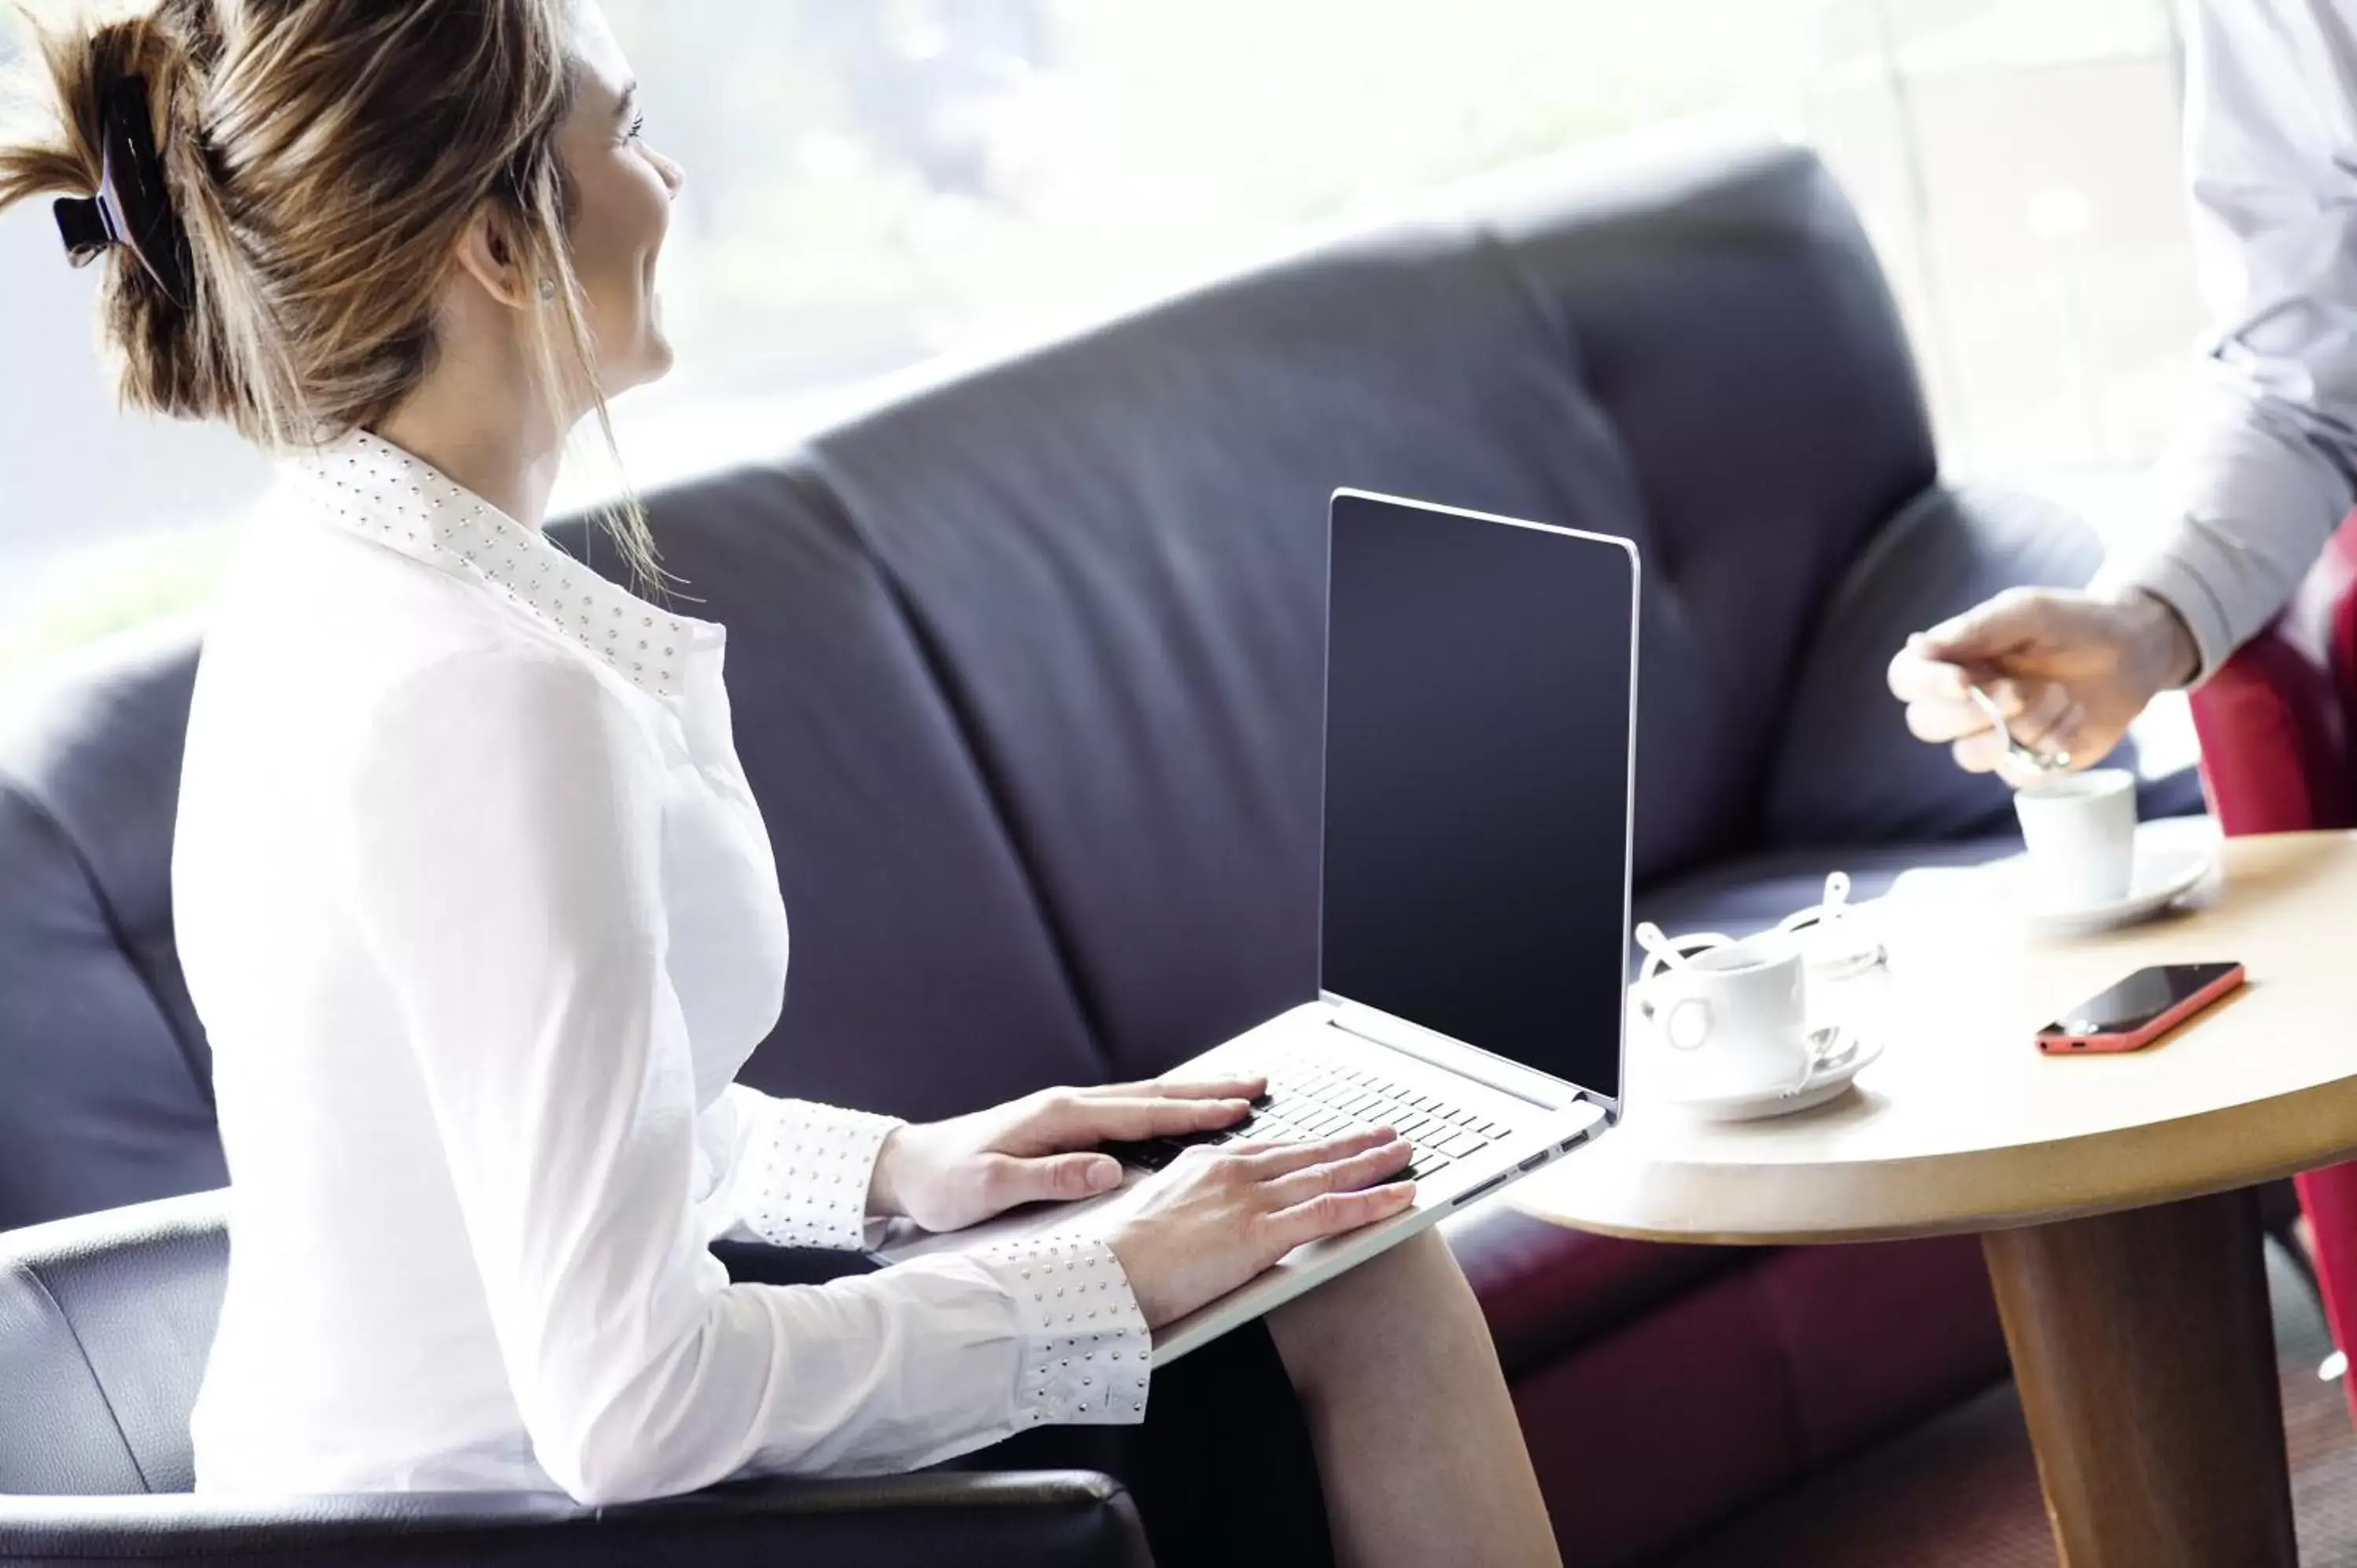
<box><xmin>1267</xmin><ymin>1225</ymin><xmax>1467</xmax><ymax>1379</ymax></box>
<box><xmin>1340</xmin><ymin>1223</ymin><xmax>1469</xmax><ymax>1307</ymax></box>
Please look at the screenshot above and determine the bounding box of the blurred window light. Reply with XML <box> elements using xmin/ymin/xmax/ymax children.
<box><xmin>2027</xmin><ymin>187</ymin><xmax>2095</xmax><ymax>242</ymax></box>
<box><xmin>0</xmin><ymin>0</ymin><xmax>2198</xmax><ymax>676</ymax></box>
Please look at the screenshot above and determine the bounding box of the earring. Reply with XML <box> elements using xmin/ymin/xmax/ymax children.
<box><xmin>537</xmin><ymin>277</ymin><xmax>558</xmax><ymax>302</ymax></box>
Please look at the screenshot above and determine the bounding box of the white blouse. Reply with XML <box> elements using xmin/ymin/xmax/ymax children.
<box><xmin>174</xmin><ymin>430</ymin><xmax>1149</xmax><ymax>1506</ymax></box>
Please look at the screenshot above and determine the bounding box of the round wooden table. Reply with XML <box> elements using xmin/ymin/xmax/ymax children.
<box><xmin>1513</xmin><ymin>827</ymin><xmax>2357</xmax><ymax>1568</ymax></box>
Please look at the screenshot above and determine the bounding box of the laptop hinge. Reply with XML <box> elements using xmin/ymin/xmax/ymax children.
<box><xmin>1324</xmin><ymin>995</ymin><xmax>1587</xmax><ymax>1113</ymax></box>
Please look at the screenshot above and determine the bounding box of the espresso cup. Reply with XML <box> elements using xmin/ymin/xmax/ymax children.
<box><xmin>2014</xmin><ymin>768</ymin><xmax>2136</xmax><ymax>910</ymax></box>
<box><xmin>1636</xmin><ymin>932</ymin><xmax>1817</xmax><ymax>1101</ymax></box>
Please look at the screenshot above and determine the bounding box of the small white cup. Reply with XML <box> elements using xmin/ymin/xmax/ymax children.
<box><xmin>1635</xmin><ymin>932</ymin><xmax>1820</xmax><ymax>1101</ymax></box>
<box><xmin>2014</xmin><ymin>768</ymin><xmax>2137</xmax><ymax>911</ymax></box>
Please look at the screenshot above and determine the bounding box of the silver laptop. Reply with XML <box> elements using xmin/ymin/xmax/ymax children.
<box><xmin>881</xmin><ymin>489</ymin><xmax>1638</xmax><ymax>1362</ymax></box>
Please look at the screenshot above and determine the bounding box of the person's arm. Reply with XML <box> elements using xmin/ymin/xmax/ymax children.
<box><xmin>350</xmin><ymin>646</ymin><xmax>1148</xmax><ymax>1504</ymax></box>
<box><xmin>699</xmin><ymin>1083</ymin><xmax>900</xmax><ymax>1251</ymax></box>
<box><xmin>2094</xmin><ymin>0</ymin><xmax>2357</xmax><ymax>677</ymax></box>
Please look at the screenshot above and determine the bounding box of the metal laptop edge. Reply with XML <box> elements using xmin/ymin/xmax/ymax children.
<box><xmin>886</xmin><ymin>487</ymin><xmax>1639</xmax><ymax>1365</ymax></box>
<box><xmin>1321</xmin><ymin>487</ymin><xmax>1634</xmax><ymax>1131</ymax></box>
<box><xmin>1153</xmin><ymin>489</ymin><xmax>1635</xmax><ymax>1359</ymax></box>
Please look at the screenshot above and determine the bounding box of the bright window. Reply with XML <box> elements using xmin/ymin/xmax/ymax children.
<box><xmin>0</xmin><ymin>0</ymin><xmax>2198</xmax><ymax>678</ymax></box>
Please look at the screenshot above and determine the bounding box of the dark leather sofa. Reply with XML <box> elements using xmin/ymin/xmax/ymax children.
<box><xmin>0</xmin><ymin>132</ymin><xmax>2203</xmax><ymax>1564</ymax></box>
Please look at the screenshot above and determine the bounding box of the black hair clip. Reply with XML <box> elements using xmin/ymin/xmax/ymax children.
<box><xmin>52</xmin><ymin>75</ymin><xmax>193</xmax><ymax>310</ymax></box>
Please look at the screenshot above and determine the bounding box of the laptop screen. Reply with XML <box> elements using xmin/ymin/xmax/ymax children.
<box><xmin>1320</xmin><ymin>492</ymin><xmax>1635</xmax><ymax>1104</ymax></box>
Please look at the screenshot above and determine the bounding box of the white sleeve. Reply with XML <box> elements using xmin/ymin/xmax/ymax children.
<box><xmin>697</xmin><ymin>1083</ymin><xmax>896</xmax><ymax>1251</ymax></box>
<box><xmin>350</xmin><ymin>646</ymin><xmax>1150</xmax><ymax>1505</ymax></box>
<box><xmin>2095</xmin><ymin>0</ymin><xmax>2357</xmax><ymax>677</ymax></box>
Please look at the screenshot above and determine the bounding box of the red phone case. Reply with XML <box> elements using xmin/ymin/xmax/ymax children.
<box><xmin>2036</xmin><ymin>964</ymin><xmax>2246</xmax><ymax>1054</ymax></box>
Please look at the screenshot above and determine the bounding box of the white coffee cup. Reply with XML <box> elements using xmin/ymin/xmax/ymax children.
<box><xmin>1635</xmin><ymin>931</ymin><xmax>1825</xmax><ymax>1101</ymax></box>
<box><xmin>2014</xmin><ymin>768</ymin><xmax>2137</xmax><ymax>911</ymax></box>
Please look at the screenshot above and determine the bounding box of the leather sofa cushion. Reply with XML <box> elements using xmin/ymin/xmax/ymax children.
<box><xmin>1761</xmin><ymin>481</ymin><xmax>2210</xmax><ymax>852</ymax></box>
<box><xmin>1444</xmin><ymin>1205</ymin><xmax>1744</xmax><ymax>1378</ymax></box>
<box><xmin>0</xmin><ymin>1248</ymin><xmax>153</xmax><ymax>1495</ymax></box>
<box><xmin>1508</xmin><ymin>1231</ymin><xmax>2005</xmax><ymax>1565</ymax></box>
<box><xmin>0</xmin><ymin>1194</ymin><xmax>225</xmax><ymax>1494</ymax></box>
<box><xmin>1479</xmin><ymin>138</ymin><xmax>1940</xmax><ymax>882</ymax></box>
<box><xmin>0</xmin><ymin>141</ymin><xmax>2018</xmax><ymax>1200</ymax></box>
<box><xmin>808</xmin><ymin>229</ymin><xmax>1657</xmax><ymax>1075</ymax></box>
<box><xmin>548</xmin><ymin>464</ymin><xmax>1110</xmax><ymax>1119</ymax></box>
<box><xmin>803</xmin><ymin>143</ymin><xmax>1937</xmax><ymax>1077</ymax></box>
<box><xmin>1764</xmin><ymin>483</ymin><xmax>2104</xmax><ymax>849</ymax></box>
<box><xmin>0</xmin><ymin>627</ymin><xmax>225</xmax><ymax>1233</ymax></box>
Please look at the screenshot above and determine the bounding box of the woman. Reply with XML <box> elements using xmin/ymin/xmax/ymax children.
<box><xmin>1</xmin><ymin>2</ymin><xmax>1561</xmax><ymax>1563</ymax></box>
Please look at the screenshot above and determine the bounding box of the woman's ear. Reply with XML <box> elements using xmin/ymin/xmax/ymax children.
<box><xmin>453</xmin><ymin>205</ymin><xmax>533</xmax><ymax>311</ymax></box>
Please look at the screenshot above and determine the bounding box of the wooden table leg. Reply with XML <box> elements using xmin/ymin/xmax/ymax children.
<box><xmin>1981</xmin><ymin>1186</ymin><xmax>2294</xmax><ymax>1568</ymax></box>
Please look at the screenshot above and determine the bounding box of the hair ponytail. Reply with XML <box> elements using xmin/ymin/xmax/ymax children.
<box><xmin>1</xmin><ymin>0</ymin><xmax>665</xmax><ymax>592</ymax></box>
<box><xmin>0</xmin><ymin>4</ymin><xmax>277</xmax><ymax>430</ymax></box>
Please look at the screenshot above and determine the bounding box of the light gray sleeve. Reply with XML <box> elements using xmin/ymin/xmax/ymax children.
<box><xmin>2094</xmin><ymin>0</ymin><xmax>2357</xmax><ymax>679</ymax></box>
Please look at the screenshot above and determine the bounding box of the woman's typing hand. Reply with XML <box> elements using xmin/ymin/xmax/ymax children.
<box><xmin>1104</xmin><ymin>1129</ymin><xmax>1418</xmax><ymax>1328</ymax></box>
<box><xmin>867</xmin><ymin>1075</ymin><xmax>1265</xmax><ymax>1233</ymax></box>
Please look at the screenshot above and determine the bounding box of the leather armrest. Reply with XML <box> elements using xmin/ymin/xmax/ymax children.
<box><xmin>2189</xmin><ymin>621</ymin><xmax>2355</xmax><ymax>834</ymax></box>
<box><xmin>0</xmin><ymin>1469</ymin><xmax>1152</xmax><ymax>1568</ymax></box>
<box><xmin>2187</xmin><ymin>507</ymin><xmax>2357</xmax><ymax>837</ymax></box>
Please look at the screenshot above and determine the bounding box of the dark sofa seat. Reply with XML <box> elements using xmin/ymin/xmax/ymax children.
<box><xmin>0</xmin><ymin>133</ymin><xmax>2201</xmax><ymax>1563</ymax></box>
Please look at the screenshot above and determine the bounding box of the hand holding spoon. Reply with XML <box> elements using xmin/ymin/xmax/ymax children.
<box><xmin>1967</xmin><ymin>683</ymin><xmax>2071</xmax><ymax>775</ymax></box>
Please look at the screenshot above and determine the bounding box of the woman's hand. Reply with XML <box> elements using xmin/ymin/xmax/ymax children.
<box><xmin>1106</xmin><ymin>1128</ymin><xmax>1418</xmax><ymax>1328</ymax></box>
<box><xmin>867</xmin><ymin>1076</ymin><xmax>1266</xmax><ymax>1234</ymax></box>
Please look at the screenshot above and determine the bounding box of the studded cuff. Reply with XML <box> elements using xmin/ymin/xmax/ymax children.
<box><xmin>735</xmin><ymin>1097</ymin><xmax>903</xmax><ymax>1251</ymax></box>
<box><xmin>973</xmin><ymin>1233</ymin><xmax>1153</xmax><ymax>1428</ymax></box>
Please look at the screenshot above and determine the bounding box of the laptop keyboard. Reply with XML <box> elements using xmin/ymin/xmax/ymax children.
<box><xmin>1104</xmin><ymin>1057</ymin><xmax>1519</xmax><ymax>1183</ymax></box>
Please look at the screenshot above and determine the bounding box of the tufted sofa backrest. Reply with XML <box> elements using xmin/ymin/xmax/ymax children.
<box><xmin>0</xmin><ymin>625</ymin><xmax>226</xmax><ymax>1232</ymax></box>
<box><xmin>0</xmin><ymin>136</ymin><xmax>1939</xmax><ymax>1229</ymax></box>
<box><xmin>795</xmin><ymin>137</ymin><xmax>1932</xmax><ymax>1071</ymax></box>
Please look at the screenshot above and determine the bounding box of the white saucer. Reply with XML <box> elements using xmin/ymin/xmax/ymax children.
<box><xmin>2014</xmin><ymin>846</ymin><xmax>2214</xmax><ymax>938</ymax></box>
<box><xmin>1661</xmin><ymin>1028</ymin><xmax>1886</xmax><ymax>1123</ymax></box>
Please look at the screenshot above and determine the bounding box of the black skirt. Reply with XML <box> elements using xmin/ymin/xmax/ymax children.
<box><xmin>716</xmin><ymin>1242</ymin><xmax>1333</xmax><ymax>1566</ymax></box>
<box><xmin>948</xmin><ymin>1319</ymin><xmax>1334</xmax><ymax>1568</ymax></box>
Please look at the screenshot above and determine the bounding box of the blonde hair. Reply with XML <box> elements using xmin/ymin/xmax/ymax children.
<box><xmin>0</xmin><ymin>0</ymin><xmax>662</xmax><ymax>585</ymax></box>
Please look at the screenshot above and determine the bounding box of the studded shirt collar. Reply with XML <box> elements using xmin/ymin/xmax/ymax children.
<box><xmin>285</xmin><ymin>429</ymin><xmax>722</xmax><ymax>702</ymax></box>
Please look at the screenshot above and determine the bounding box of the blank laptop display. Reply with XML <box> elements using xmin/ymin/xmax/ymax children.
<box><xmin>1321</xmin><ymin>491</ymin><xmax>1635</xmax><ymax>1105</ymax></box>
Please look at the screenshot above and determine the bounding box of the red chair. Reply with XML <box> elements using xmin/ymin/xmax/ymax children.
<box><xmin>2187</xmin><ymin>509</ymin><xmax>2357</xmax><ymax>1418</ymax></box>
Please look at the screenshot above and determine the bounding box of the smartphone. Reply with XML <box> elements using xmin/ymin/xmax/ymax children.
<box><xmin>2036</xmin><ymin>962</ymin><xmax>2246</xmax><ymax>1054</ymax></box>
